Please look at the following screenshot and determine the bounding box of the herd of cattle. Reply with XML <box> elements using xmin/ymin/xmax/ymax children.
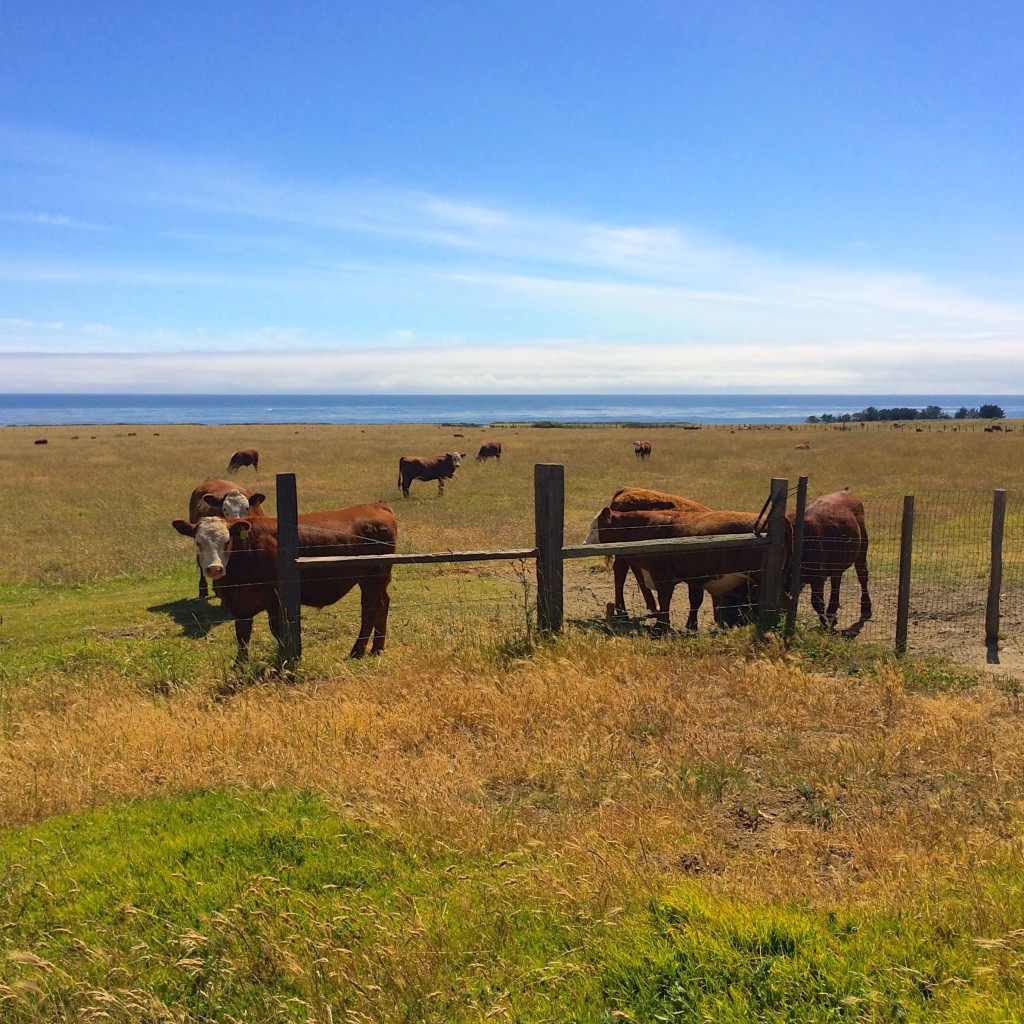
<box><xmin>172</xmin><ymin>444</ymin><xmax>872</xmax><ymax>662</ymax></box>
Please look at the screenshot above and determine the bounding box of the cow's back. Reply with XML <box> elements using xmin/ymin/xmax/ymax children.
<box><xmin>610</xmin><ymin>487</ymin><xmax>707</xmax><ymax>515</ymax></box>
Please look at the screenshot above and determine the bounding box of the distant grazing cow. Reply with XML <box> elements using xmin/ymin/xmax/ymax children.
<box><xmin>587</xmin><ymin>506</ymin><xmax>790</xmax><ymax>633</ymax></box>
<box><xmin>34</xmin><ymin>439</ymin><xmax>47</xmax><ymax>445</ymax></box>
<box><xmin>477</xmin><ymin>442</ymin><xmax>502</xmax><ymax>461</ymax></box>
<box><xmin>186</xmin><ymin>477</ymin><xmax>268</xmax><ymax>599</ymax></box>
<box><xmin>633</xmin><ymin>440</ymin><xmax>652</xmax><ymax>459</ymax></box>
<box><xmin>794</xmin><ymin>441</ymin><xmax>810</xmax><ymax>450</ymax></box>
<box><xmin>172</xmin><ymin>502</ymin><xmax>397</xmax><ymax>659</ymax></box>
<box><xmin>227</xmin><ymin>448</ymin><xmax>259</xmax><ymax>472</ymax></box>
<box><xmin>397</xmin><ymin>453</ymin><xmax>465</xmax><ymax>497</ymax></box>
<box><xmin>598</xmin><ymin>487</ymin><xmax>709</xmax><ymax>617</ymax></box>
<box><xmin>789</xmin><ymin>488</ymin><xmax>871</xmax><ymax>630</ymax></box>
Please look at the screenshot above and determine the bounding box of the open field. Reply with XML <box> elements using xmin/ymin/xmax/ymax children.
<box><xmin>2</xmin><ymin>420</ymin><xmax>1024</xmax><ymax>1020</ymax></box>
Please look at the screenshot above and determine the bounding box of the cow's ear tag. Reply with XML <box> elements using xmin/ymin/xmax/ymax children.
<box><xmin>239</xmin><ymin>524</ymin><xmax>250</xmax><ymax>541</ymax></box>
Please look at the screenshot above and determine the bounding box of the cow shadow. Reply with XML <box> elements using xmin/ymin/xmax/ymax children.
<box><xmin>148</xmin><ymin>597</ymin><xmax>232</xmax><ymax>638</ymax></box>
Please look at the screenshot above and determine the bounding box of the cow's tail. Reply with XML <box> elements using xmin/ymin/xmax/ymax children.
<box><xmin>396</xmin><ymin>460</ymin><xmax>404</xmax><ymax>489</ymax></box>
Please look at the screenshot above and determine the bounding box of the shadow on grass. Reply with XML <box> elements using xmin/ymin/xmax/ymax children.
<box><xmin>148</xmin><ymin>597</ymin><xmax>232</xmax><ymax>639</ymax></box>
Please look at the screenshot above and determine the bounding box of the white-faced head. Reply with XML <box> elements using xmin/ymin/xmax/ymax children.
<box><xmin>172</xmin><ymin>517</ymin><xmax>249</xmax><ymax>581</ymax></box>
<box><xmin>220</xmin><ymin>491</ymin><xmax>250</xmax><ymax>519</ymax></box>
<box><xmin>447</xmin><ymin>452</ymin><xmax>463</xmax><ymax>467</ymax></box>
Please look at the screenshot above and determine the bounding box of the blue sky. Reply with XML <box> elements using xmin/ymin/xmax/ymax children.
<box><xmin>2</xmin><ymin>1</ymin><xmax>1023</xmax><ymax>393</ymax></box>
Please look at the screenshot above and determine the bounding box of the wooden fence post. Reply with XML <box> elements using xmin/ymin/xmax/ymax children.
<box><xmin>276</xmin><ymin>472</ymin><xmax>302</xmax><ymax>663</ymax></box>
<box><xmin>784</xmin><ymin>475</ymin><xmax>808</xmax><ymax>638</ymax></box>
<box><xmin>534</xmin><ymin>463</ymin><xmax>565</xmax><ymax>634</ymax></box>
<box><xmin>986</xmin><ymin>488</ymin><xmax>1007</xmax><ymax>651</ymax></box>
<box><xmin>895</xmin><ymin>494</ymin><xmax>914</xmax><ymax>655</ymax></box>
<box><xmin>757</xmin><ymin>477</ymin><xmax>789</xmax><ymax>634</ymax></box>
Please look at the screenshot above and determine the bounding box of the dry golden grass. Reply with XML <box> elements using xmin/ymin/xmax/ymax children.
<box><xmin>2</xmin><ymin>631</ymin><xmax>1022</xmax><ymax>911</ymax></box>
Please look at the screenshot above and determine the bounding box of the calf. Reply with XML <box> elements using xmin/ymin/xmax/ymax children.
<box><xmin>227</xmin><ymin>448</ymin><xmax>259</xmax><ymax>472</ymax></box>
<box><xmin>172</xmin><ymin>502</ymin><xmax>397</xmax><ymax>659</ymax></box>
<box><xmin>397</xmin><ymin>452</ymin><xmax>465</xmax><ymax>497</ymax></box>
<box><xmin>476</xmin><ymin>442</ymin><xmax>502</xmax><ymax>461</ymax></box>
<box><xmin>789</xmin><ymin>488</ymin><xmax>871</xmax><ymax>629</ymax></box>
<box><xmin>587</xmin><ymin>507</ymin><xmax>790</xmax><ymax>634</ymax></box>
<box><xmin>186</xmin><ymin>478</ymin><xmax>267</xmax><ymax>598</ymax></box>
<box><xmin>633</xmin><ymin>440</ymin><xmax>652</xmax><ymax>459</ymax></box>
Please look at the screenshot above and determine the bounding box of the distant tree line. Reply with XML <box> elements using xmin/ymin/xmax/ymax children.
<box><xmin>807</xmin><ymin>403</ymin><xmax>1005</xmax><ymax>424</ymax></box>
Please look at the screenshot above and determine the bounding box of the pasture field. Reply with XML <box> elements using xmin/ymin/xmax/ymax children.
<box><xmin>2</xmin><ymin>420</ymin><xmax>1024</xmax><ymax>1021</ymax></box>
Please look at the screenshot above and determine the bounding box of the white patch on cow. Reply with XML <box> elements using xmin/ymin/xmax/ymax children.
<box><xmin>633</xmin><ymin>441</ymin><xmax>642</xmax><ymax>452</ymax></box>
<box><xmin>220</xmin><ymin>491</ymin><xmax>250</xmax><ymax>519</ymax></box>
<box><xmin>704</xmin><ymin>572</ymin><xmax>749</xmax><ymax>597</ymax></box>
<box><xmin>193</xmin><ymin>518</ymin><xmax>232</xmax><ymax>580</ymax></box>
<box><xmin>641</xmin><ymin>569</ymin><xmax>655</xmax><ymax>590</ymax></box>
<box><xmin>583</xmin><ymin>515</ymin><xmax>601</xmax><ymax>545</ymax></box>
<box><xmin>448</xmin><ymin>452</ymin><xmax>462</xmax><ymax>466</ymax></box>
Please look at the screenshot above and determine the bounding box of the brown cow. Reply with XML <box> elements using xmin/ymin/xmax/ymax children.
<box><xmin>172</xmin><ymin>502</ymin><xmax>397</xmax><ymax>659</ymax></box>
<box><xmin>187</xmin><ymin>477</ymin><xmax>268</xmax><ymax>599</ymax></box>
<box><xmin>599</xmin><ymin>487</ymin><xmax>709</xmax><ymax>616</ymax></box>
<box><xmin>794</xmin><ymin>441</ymin><xmax>810</xmax><ymax>450</ymax></box>
<box><xmin>633</xmin><ymin>440</ymin><xmax>652</xmax><ymax>459</ymax></box>
<box><xmin>789</xmin><ymin>488</ymin><xmax>871</xmax><ymax>630</ymax></box>
<box><xmin>476</xmin><ymin>442</ymin><xmax>502</xmax><ymax>461</ymax></box>
<box><xmin>227</xmin><ymin>448</ymin><xmax>259</xmax><ymax>472</ymax></box>
<box><xmin>587</xmin><ymin>506</ymin><xmax>790</xmax><ymax>633</ymax></box>
<box><xmin>397</xmin><ymin>453</ymin><xmax>465</xmax><ymax>497</ymax></box>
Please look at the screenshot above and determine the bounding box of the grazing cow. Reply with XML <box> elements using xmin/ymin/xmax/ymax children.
<box><xmin>172</xmin><ymin>502</ymin><xmax>397</xmax><ymax>659</ymax></box>
<box><xmin>794</xmin><ymin>441</ymin><xmax>810</xmax><ymax>450</ymax></box>
<box><xmin>397</xmin><ymin>453</ymin><xmax>465</xmax><ymax>497</ymax></box>
<box><xmin>587</xmin><ymin>506</ymin><xmax>790</xmax><ymax>633</ymax></box>
<box><xmin>789</xmin><ymin>488</ymin><xmax>871</xmax><ymax>630</ymax></box>
<box><xmin>227</xmin><ymin>448</ymin><xmax>259</xmax><ymax>472</ymax></box>
<box><xmin>186</xmin><ymin>478</ymin><xmax>268</xmax><ymax>598</ymax></box>
<box><xmin>477</xmin><ymin>442</ymin><xmax>502</xmax><ymax>461</ymax></box>
<box><xmin>597</xmin><ymin>487</ymin><xmax>710</xmax><ymax>617</ymax></box>
<box><xmin>34</xmin><ymin>439</ymin><xmax>48</xmax><ymax>445</ymax></box>
<box><xmin>633</xmin><ymin>440</ymin><xmax>652</xmax><ymax>459</ymax></box>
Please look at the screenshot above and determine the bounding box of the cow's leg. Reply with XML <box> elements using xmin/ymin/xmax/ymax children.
<box><xmin>825</xmin><ymin>575</ymin><xmax>842</xmax><ymax>629</ymax></box>
<box><xmin>234</xmin><ymin>617</ymin><xmax>254</xmax><ymax>660</ymax></box>
<box><xmin>350</xmin><ymin>578</ymin><xmax>383</xmax><ymax>657</ymax></box>
<box><xmin>437</xmin><ymin>478</ymin><xmax>445</xmax><ymax>496</ymax></box>
<box><xmin>808</xmin><ymin>579</ymin><xmax>828</xmax><ymax>628</ymax></box>
<box><xmin>371</xmin><ymin>581</ymin><xmax>391</xmax><ymax>655</ymax></box>
<box><xmin>652</xmin><ymin>581</ymin><xmax>675</xmax><ymax>636</ymax></box>
<box><xmin>855</xmin><ymin>544</ymin><xmax>872</xmax><ymax>620</ymax></box>
<box><xmin>686</xmin><ymin>582</ymin><xmax>704</xmax><ymax>630</ymax></box>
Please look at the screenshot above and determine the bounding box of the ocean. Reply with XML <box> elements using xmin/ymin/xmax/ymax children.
<box><xmin>1</xmin><ymin>393</ymin><xmax>1022</xmax><ymax>427</ymax></box>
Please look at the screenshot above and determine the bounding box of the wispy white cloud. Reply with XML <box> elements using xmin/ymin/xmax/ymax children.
<box><xmin>2</xmin><ymin>124</ymin><xmax>1023</xmax><ymax>392</ymax></box>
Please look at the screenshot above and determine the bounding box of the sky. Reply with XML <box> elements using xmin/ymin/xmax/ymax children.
<box><xmin>2</xmin><ymin>1</ymin><xmax>1023</xmax><ymax>394</ymax></box>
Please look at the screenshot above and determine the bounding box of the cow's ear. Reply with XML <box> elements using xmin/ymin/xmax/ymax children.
<box><xmin>599</xmin><ymin>507</ymin><xmax>613</xmax><ymax>524</ymax></box>
<box><xmin>249</xmin><ymin>492</ymin><xmax>267</xmax><ymax>506</ymax></box>
<box><xmin>205</xmin><ymin>494</ymin><xmax>224</xmax><ymax>508</ymax></box>
<box><xmin>461</xmin><ymin>453</ymin><xmax>467</xmax><ymax>459</ymax></box>
<box><xmin>229</xmin><ymin>521</ymin><xmax>251</xmax><ymax>540</ymax></box>
<box><xmin>172</xmin><ymin>519</ymin><xmax>197</xmax><ymax>537</ymax></box>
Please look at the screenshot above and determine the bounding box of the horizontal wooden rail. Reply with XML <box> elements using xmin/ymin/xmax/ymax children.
<box><xmin>297</xmin><ymin>547</ymin><xmax>537</xmax><ymax>567</ymax></box>
<box><xmin>296</xmin><ymin>533</ymin><xmax>764</xmax><ymax>568</ymax></box>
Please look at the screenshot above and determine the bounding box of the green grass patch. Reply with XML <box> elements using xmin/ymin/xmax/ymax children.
<box><xmin>1</xmin><ymin>789</ymin><xmax>1023</xmax><ymax>1022</ymax></box>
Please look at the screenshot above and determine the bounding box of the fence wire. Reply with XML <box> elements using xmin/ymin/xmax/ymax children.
<box><xmin>164</xmin><ymin>489</ymin><xmax>1022</xmax><ymax>668</ymax></box>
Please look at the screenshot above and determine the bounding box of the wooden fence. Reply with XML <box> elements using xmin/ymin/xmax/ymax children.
<box><xmin>271</xmin><ymin>471</ymin><xmax>1014</xmax><ymax>665</ymax></box>
<box><xmin>273</xmin><ymin>467</ymin><xmax>789</xmax><ymax>662</ymax></box>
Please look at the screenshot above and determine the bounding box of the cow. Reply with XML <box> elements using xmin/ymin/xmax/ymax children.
<box><xmin>586</xmin><ymin>506</ymin><xmax>791</xmax><ymax>634</ymax></box>
<box><xmin>789</xmin><ymin>488</ymin><xmax>871</xmax><ymax>630</ymax></box>
<box><xmin>597</xmin><ymin>487</ymin><xmax>710</xmax><ymax>617</ymax></box>
<box><xmin>186</xmin><ymin>478</ymin><xmax>268</xmax><ymax>599</ymax></box>
<box><xmin>476</xmin><ymin>442</ymin><xmax>502</xmax><ymax>461</ymax></box>
<box><xmin>633</xmin><ymin>440</ymin><xmax>652</xmax><ymax>459</ymax></box>
<box><xmin>397</xmin><ymin>453</ymin><xmax>465</xmax><ymax>497</ymax></box>
<box><xmin>794</xmin><ymin>442</ymin><xmax>810</xmax><ymax>450</ymax></box>
<box><xmin>227</xmin><ymin>448</ymin><xmax>259</xmax><ymax>473</ymax></box>
<box><xmin>172</xmin><ymin>502</ymin><xmax>397</xmax><ymax>660</ymax></box>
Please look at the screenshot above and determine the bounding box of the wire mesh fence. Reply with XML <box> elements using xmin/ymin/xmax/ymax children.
<box><xmin>151</xmin><ymin>483</ymin><xmax>1024</xmax><ymax>670</ymax></box>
